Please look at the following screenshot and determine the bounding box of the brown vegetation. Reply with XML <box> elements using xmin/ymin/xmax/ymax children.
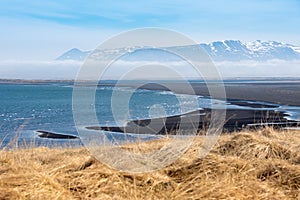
<box><xmin>0</xmin><ymin>128</ymin><xmax>299</xmax><ymax>199</ymax></box>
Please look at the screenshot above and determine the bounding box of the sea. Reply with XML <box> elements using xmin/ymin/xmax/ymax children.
<box><xmin>1</xmin><ymin>82</ymin><xmax>300</xmax><ymax>149</ymax></box>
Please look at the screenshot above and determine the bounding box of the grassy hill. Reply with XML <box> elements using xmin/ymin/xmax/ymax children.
<box><xmin>0</xmin><ymin>128</ymin><xmax>299</xmax><ymax>199</ymax></box>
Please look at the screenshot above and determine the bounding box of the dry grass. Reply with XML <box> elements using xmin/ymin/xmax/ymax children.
<box><xmin>0</xmin><ymin>128</ymin><xmax>299</xmax><ymax>199</ymax></box>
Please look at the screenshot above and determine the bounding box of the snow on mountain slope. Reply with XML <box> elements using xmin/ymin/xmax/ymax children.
<box><xmin>56</xmin><ymin>48</ymin><xmax>91</xmax><ymax>61</ymax></box>
<box><xmin>288</xmin><ymin>45</ymin><xmax>300</xmax><ymax>54</ymax></box>
<box><xmin>56</xmin><ymin>40</ymin><xmax>300</xmax><ymax>62</ymax></box>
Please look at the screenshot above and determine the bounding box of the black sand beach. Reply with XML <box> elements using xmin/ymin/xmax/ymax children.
<box><xmin>137</xmin><ymin>81</ymin><xmax>300</xmax><ymax>106</ymax></box>
<box><xmin>2</xmin><ymin>79</ymin><xmax>300</xmax><ymax>106</ymax></box>
<box><xmin>2</xmin><ymin>79</ymin><xmax>300</xmax><ymax>134</ymax></box>
<box><xmin>88</xmin><ymin>80</ymin><xmax>300</xmax><ymax>134</ymax></box>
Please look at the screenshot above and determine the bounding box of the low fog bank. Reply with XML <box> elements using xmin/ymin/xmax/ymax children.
<box><xmin>0</xmin><ymin>59</ymin><xmax>299</xmax><ymax>80</ymax></box>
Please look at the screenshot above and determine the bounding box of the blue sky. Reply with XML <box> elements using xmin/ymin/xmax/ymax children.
<box><xmin>0</xmin><ymin>0</ymin><xmax>300</xmax><ymax>60</ymax></box>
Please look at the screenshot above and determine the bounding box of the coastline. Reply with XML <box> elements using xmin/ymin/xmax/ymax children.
<box><xmin>136</xmin><ymin>81</ymin><xmax>300</xmax><ymax>106</ymax></box>
<box><xmin>2</xmin><ymin>78</ymin><xmax>300</xmax><ymax>106</ymax></box>
<box><xmin>89</xmin><ymin>108</ymin><xmax>297</xmax><ymax>134</ymax></box>
<box><xmin>2</xmin><ymin>78</ymin><xmax>300</xmax><ymax>136</ymax></box>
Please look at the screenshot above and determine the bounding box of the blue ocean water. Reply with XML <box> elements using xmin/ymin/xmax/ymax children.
<box><xmin>0</xmin><ymin>84</ymin><xmax>202</xmax><ymax>148</ymax></box>
<box><xmin>1</xmin><ymin>83</ymin><xmax>300</xmax><ymax>148</ymax></box>
<box><xmin>0</xmin><ymin>84</ymin><xmax>76</xmax><ymax>147</ymax></box>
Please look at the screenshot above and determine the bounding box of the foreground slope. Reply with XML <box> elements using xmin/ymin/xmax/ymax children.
<box><xmin>0</xmin><ymin>128</ymin><xmax>299</xmax><ymax>199</ymax></box>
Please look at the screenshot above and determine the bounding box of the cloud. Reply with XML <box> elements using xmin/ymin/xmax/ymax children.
<box><xmin>215</xmin><ymin>59</ymin><xmax>300</xmax><ymax>78</ymax></box>
<box><xmin>0</xmin><ymin>59</ymin><xmax>299</xmax><ymax>80</ymax></box>
<box><xmin>0</xmin><ymin>60</ymin><xmax>81</xmax><ymax>80</ymax></box>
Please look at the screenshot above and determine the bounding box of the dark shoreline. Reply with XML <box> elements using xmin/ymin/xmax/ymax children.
<box><xmin>3</xmin><ymin>78</ymin><xmax>300</xmax><ymax>135</ymax></box>
<box><xmin>92</xmin><ymin>80</ymin><xmax>300</xmax><ymax>134</ymax></box>
<box><xmin>35</xmin><ymin>130</ymin><xmax>79</xmax><ymax>139</ymax></box>
<box><xmin>87</xmin><ymin>107</ymin><xmax>299</xmax><ymax>134</ymax></box>
<box><xmin>2</xmin><ymin>78</ymin><xmax>300</xmax><ymax>105</ymax></box>
<box><xmin>135</xmin><ymin>82</ymin><xmax>300</xmax><ymax>106</ymax></box>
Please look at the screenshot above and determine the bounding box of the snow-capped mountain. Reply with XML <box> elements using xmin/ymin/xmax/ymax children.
<box><xmin>200</xmin><ymin>40</ymin><xmax>300</xmax><ymax>61</ymax></box>
<box><xmin>56</xmin><ymin>48</ymin><xmax>91</xmax><ymax>61</ymax></box>
<box><xmin>56</xmin><ymin>40</ymin><xmax>300</xmax><ymax>62</ymax></box>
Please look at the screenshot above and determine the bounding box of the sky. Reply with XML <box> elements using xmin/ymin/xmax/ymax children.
<box><xmin>1</xmin><ymin>0</ymin><xmax>300</xmax><ymax>61</ymax></box>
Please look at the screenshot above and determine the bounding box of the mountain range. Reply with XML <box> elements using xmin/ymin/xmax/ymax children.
<box><xmin>56</xmin><ymin>40</ymin><xmax>300</xmax><ymax>62</ymax></box>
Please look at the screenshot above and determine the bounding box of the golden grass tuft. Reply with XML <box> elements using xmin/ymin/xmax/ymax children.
<box><xmin>0</xmin><ymin>128</ymin><xmax>299</xmax><ymax>199</ymax></box>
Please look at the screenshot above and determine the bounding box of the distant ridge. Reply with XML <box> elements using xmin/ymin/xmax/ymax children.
<box><xmin>56</xmin><ymin>40</ymin><xmax>300</xmax><ymax>61</ymax></box>
<box><xmin>56</xmin><ymin>48</ymin><xmax>91</xmax><ymax>61</ymax></box>
<box><xmin>200</xmin><ymin>40</ymin><xmax>300</xmax><ymax>61</ymax></box>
